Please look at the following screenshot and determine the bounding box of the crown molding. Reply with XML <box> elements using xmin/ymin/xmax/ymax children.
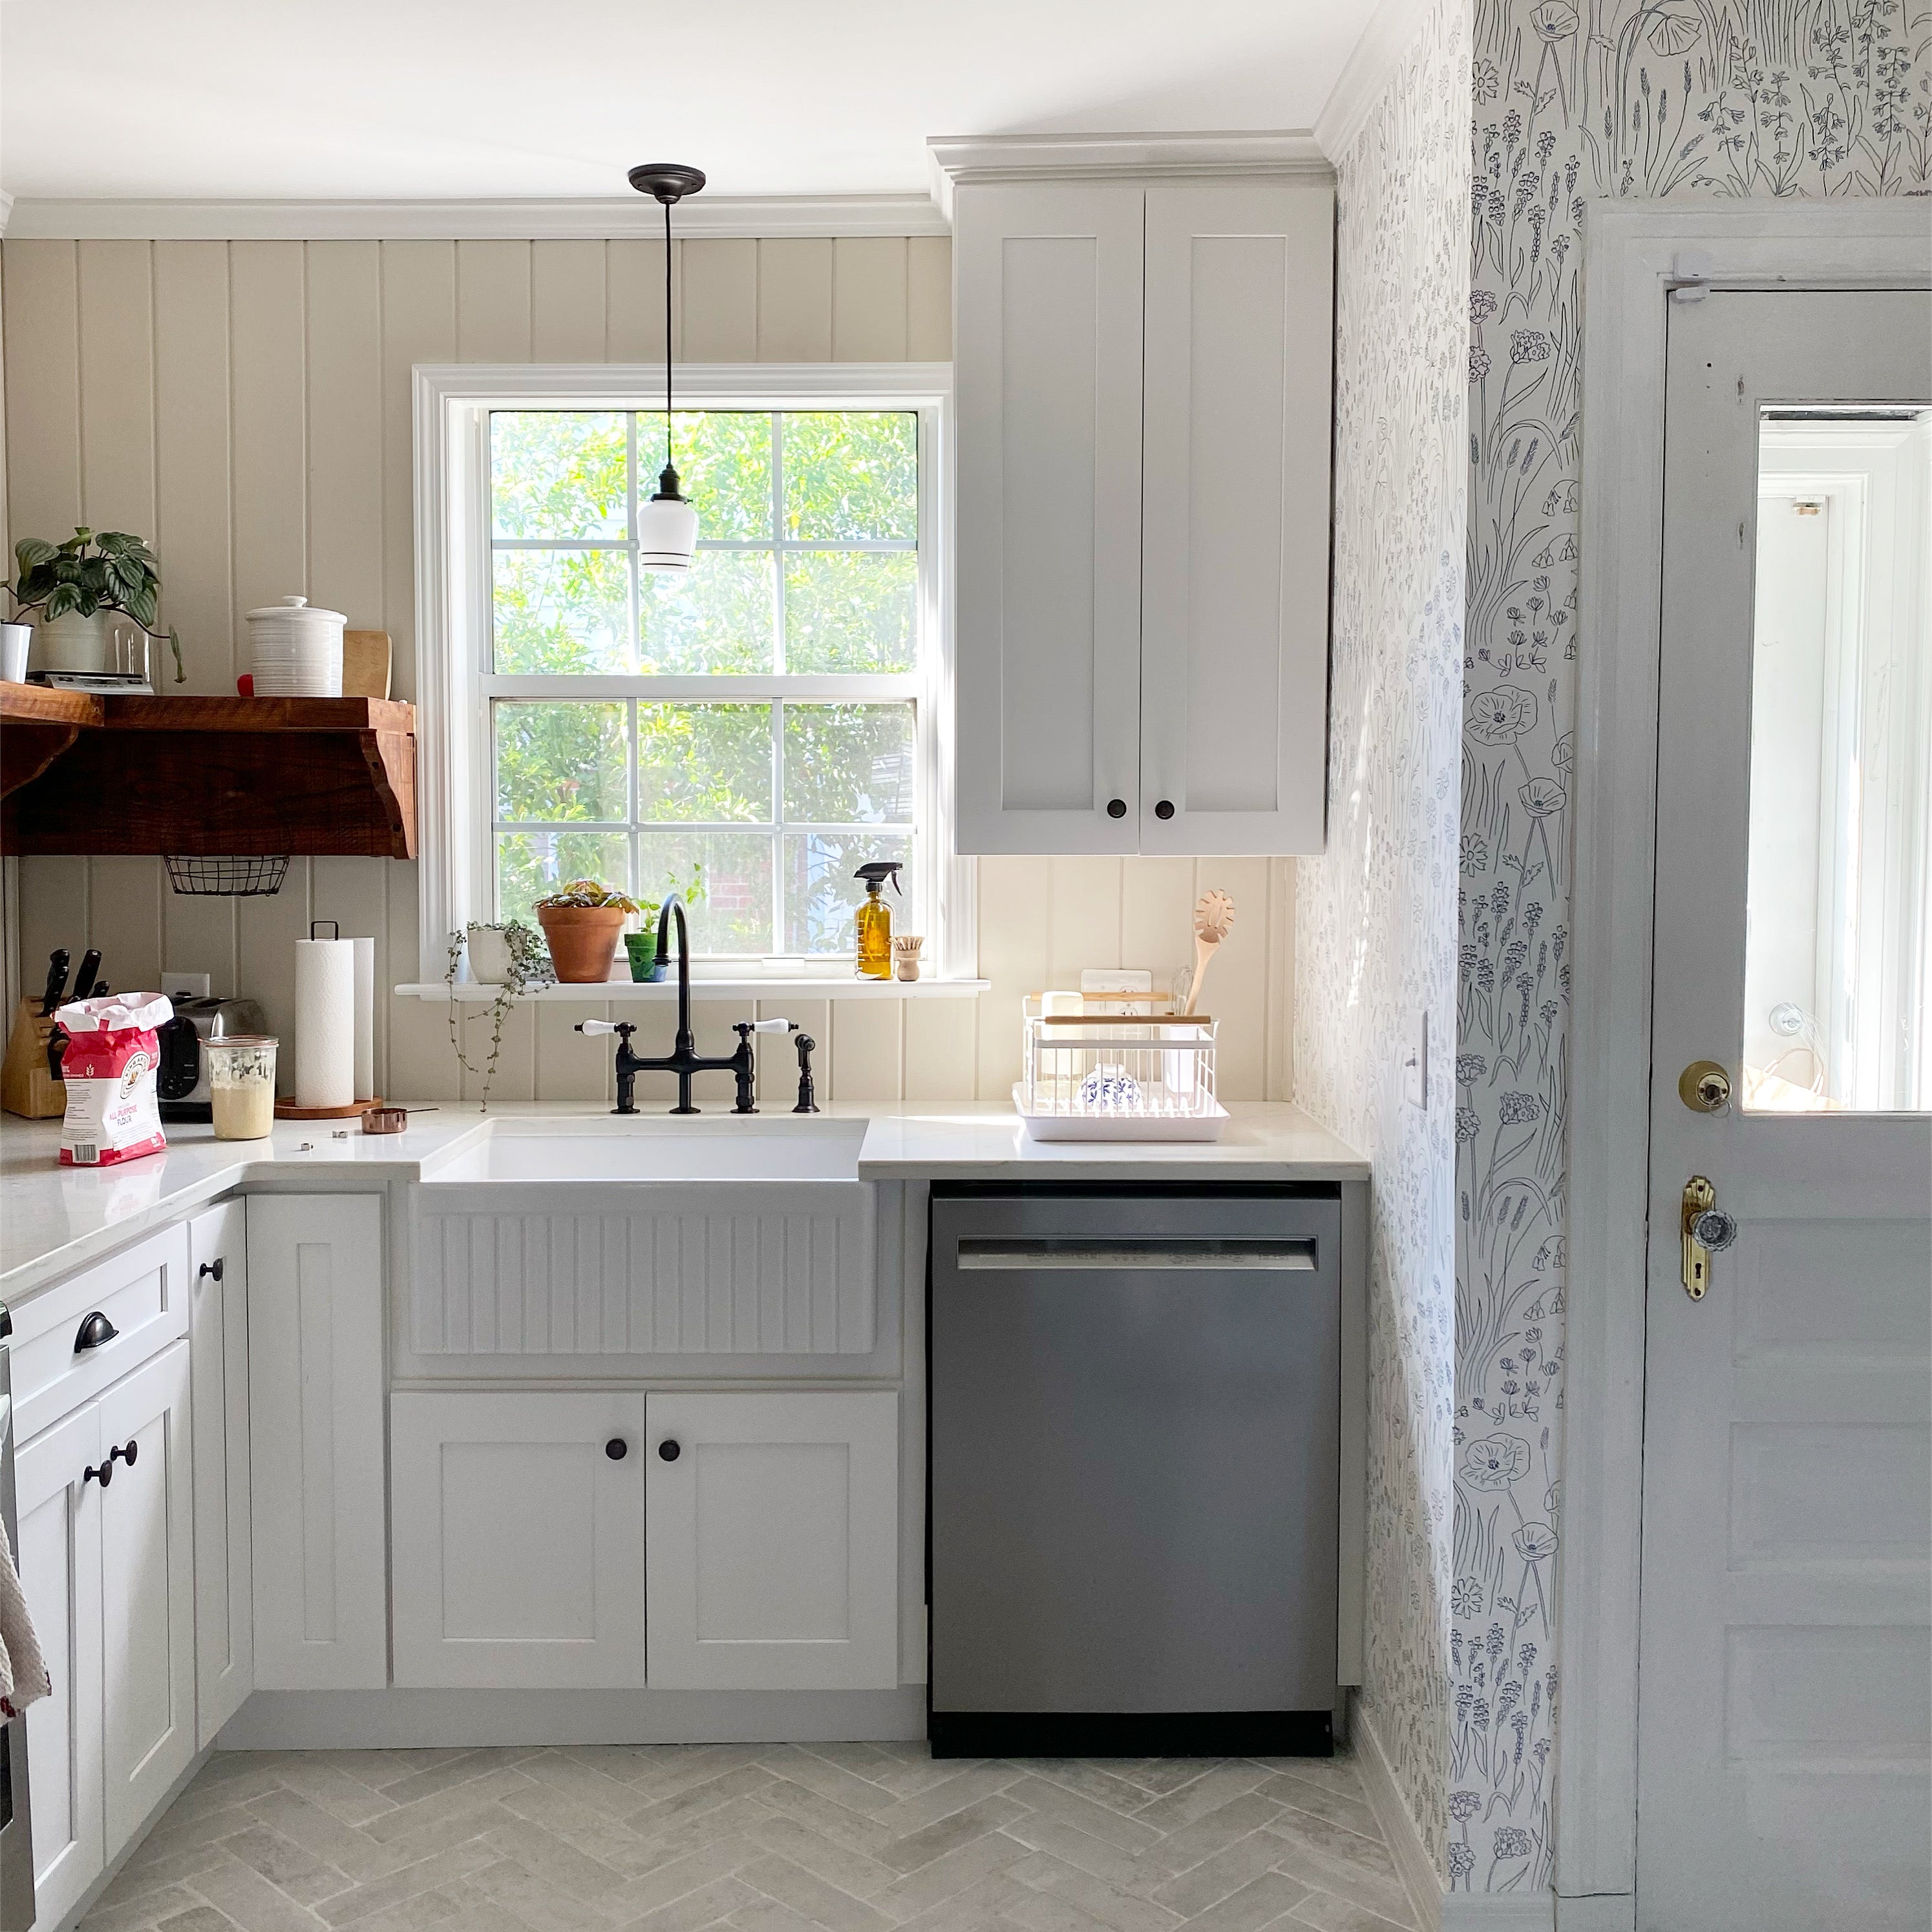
<box><xmin>925</xmin><ymin>130</ymin><xmax>1329</xmax><ymax>218</ymax></box>
<box><xmin>1312</xmin><ymin>0</ymin><xmax>1437</xmax><ymax>162</ymax></box>
<box><xmin>1</xmin><ymin>193</ymin><xmax>950</xmax><ymax>242</ymax></box>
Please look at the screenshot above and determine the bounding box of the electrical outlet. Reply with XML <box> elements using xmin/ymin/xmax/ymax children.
<box><xmin>161</xmin><ymin>971</ymin><xmax>211</xmax><ymax>1000</ymax></box>
<box><xmin>1401</xmin><ymin>1010</ymin><xmax>1428</xmax><ymax>1109</ymax></box>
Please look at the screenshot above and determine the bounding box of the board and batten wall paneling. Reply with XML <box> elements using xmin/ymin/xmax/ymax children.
<box><xmin>1</xmin><ymin>234</ymin><xmax>1294</xmax><ymax>1104</ymax></box>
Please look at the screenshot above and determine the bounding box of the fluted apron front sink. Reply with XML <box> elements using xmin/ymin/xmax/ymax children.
<box><xmin>410</xmin><ymin>1120</ymin><xmax>874</xmax><ymax>1360</ymax></box>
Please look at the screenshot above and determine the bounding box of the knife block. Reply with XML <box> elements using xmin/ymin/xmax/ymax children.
<box><xmin>2</xmin><ymin>1000</ymin><xmax>67</xmax><ymax>1118</ymax></box>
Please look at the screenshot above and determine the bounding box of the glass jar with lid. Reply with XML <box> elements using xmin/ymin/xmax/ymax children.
<box><xmin>206</xmin><ymin>1035</ymin><xmax>277</xmax><ymax>1140</ymax></box>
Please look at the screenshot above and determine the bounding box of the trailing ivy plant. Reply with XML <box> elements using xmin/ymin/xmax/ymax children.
<box><xmin>443</xmin><ymin>919</ymin><xmax>549</xmax><ymax>1109</ymax></box>
<box><xmin>12</xmin><ymin>529</ymin><xmax>186</xmax><ymax>682</ymax></box>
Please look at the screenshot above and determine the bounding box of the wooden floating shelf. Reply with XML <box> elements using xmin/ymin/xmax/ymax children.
<box><xmin>0</xmin><ymin>688</ymin><xmax>416</xmax><ymax>860</ymax></box>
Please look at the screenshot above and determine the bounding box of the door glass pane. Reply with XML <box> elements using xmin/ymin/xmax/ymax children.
<box><xmin>1743</xmin><ymin>407</ymin><xmax>1932</xmax><ymax>1112</ymax></box>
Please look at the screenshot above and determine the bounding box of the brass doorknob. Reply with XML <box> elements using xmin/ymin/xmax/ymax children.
<box><xmin>1678</xmin><ymin>1060</ymin><xmax>1732</xmax><ymax>1112</ymax></box>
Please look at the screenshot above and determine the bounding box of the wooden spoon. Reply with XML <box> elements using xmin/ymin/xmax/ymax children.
<box><xmin>1183</xmin><ymin>890</ymin><xmax>1235</xmax><ymax>1015</ymax></box>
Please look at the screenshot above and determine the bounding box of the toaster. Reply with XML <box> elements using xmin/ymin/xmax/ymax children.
<box><xmin>156</xmin><ymin>996</ymin><xmax>269</xmax><ymax>1121</ymax></box>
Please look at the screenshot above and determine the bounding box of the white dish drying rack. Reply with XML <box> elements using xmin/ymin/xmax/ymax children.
<box><xmin>1014</xmin><ymin>994</ymin><xmax>1227</xmax><ymax>1141</ymax></box>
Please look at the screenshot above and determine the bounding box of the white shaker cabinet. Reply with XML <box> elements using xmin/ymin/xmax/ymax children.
<box><xmin>189</xmin><ymin>1201</ymin><xmax>252</xmax><ymax>1743</ymax></box>
<box><xmin>948</xmin><ymin>154</ymin><xmax>1335</xmax><ymax>856</ymax></box>
<box><xmin>248</xmin><ymin>1194</ymin><xmax>388</xmax><ymax>1688</ymax></box>
<box><xmin>646</xmin><ymin>1390</ymin><xmax>898</xmax><ymax>1692</ymax></box>
<box><xmin>14</xmin><ymin>1403</ymin><xmax>105</xmax><ymax>1932</ymax></box>
<box><xmin>98</xmin><ymin>1337</ymin><xmax>195</xmax><ymax>1855</ymax></box>
<box><xmin>390</xmin><ymin>1391</ymin><xmax>647</xmax><ymax>1689</ymax></box>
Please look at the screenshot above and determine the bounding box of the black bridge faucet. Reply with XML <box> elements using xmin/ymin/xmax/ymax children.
<box><xmin>575</xmin><ymin>893</ymin><xmax>793</xmax><ymax>1114</ymax></box>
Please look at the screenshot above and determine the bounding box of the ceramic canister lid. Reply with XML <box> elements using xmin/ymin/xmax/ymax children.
<box><xmin>245</xmin><ymin>595</ymin><xmax>346</xmax><ymax>624</ymax></box>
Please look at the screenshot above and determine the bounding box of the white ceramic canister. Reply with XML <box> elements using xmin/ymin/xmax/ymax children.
<box><xmin>248</xmin><ymin>595</ymin><xmax>345</xmax><ymax>696</ymax></box>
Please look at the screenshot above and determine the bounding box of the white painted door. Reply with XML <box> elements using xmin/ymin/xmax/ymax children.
<box><xmin>1639</xmin><ymin>288</ymin><xmax>1932</xmax><ymax>1930</ymax></box>
<box><xmin>646</xmin><ymin>1390</ymin><xmax>897</xmax><ymax>1690</ymax></box>
<box><xmin>247</xmin><ymin>1194</ymin><xmax>388</xmax><ymax>1689</ymax></box>
<box><xmin>1138</xmin><ymin>178</ymin><xmax>1333</xmax><ymax>857</ymax></box>
<box><xmin>189</xmin><ymin>1200</ymin><xmax>252</xmax><ymax>1742</ymax></box>
<box><xmin>391</xmin><ymin>1391</ymin><xmax>647</xmax><ymax>1688</ymax></box>
<box><xmin>14</xmin><ymin>1404</ymin><xmax>105</xmax><ymax>1931</ymax></box>
<box><xmin>953</xmin><ymin>180</ymin><xmax>1146</xmax><ymax>856</ymax></box>
<box><xmin>98</xmin><ymin>1337</ymin><xmax>195</xmax><ymax>1858</ymax></box>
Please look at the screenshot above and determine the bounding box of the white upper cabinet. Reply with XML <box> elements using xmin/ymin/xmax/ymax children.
<box><xmin>944</xmin><ymin>142</ymin><xmax>1335</xmax><ymax>856</ymax></box>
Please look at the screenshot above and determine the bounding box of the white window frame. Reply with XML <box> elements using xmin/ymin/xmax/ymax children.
<box><xmin>412</xmin><ymin>362</ymin><xmax>972</xmax><ymax>986</ymax></box>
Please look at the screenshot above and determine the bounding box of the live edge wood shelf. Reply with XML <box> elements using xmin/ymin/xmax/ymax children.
<box><xmin>0</xmin><ymin>688</ymin><xmax>416</xmax><ymax>860</ymax></box>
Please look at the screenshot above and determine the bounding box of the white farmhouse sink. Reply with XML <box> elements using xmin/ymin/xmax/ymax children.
<box><xmin>423</xmin><ymin>1121</ymin><xmax>864</xmax><ymax>1185</ymax></box>
<box><xmin>410</xmin><ymin>1119</ymin><xmax>875</xmax><ymax>1362</ymax></box>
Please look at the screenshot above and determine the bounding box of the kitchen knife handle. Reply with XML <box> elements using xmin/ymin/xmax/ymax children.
<box><xmin>41</xmin><ymin>948</ymin><xmax>71</xmax><ymax>1015</ymax></box>
<box><xmin>74</xmin><ymin>949</ymin><xmax>102</xmax><ymax>1001</ymax></box>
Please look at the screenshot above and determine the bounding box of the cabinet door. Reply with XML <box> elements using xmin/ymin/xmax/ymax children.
<box><xmin>189</xmin><ymin>1200</ymin><xmax>252</xmax><ymax>1742</ymax></box>
<box><xmin>646</xmin><ymin>1390</ymin><xmax>897</xmax><ymax>1691</ymax></box>
<box><xmin>247</xmin><ymin>1194</ymin><xmax>387</xmax><ymax>1688</ymax></box>
<box><xmin>98</xmin><ymin>1338</ymin><xmax>195</xmax><ymax>1858</ymax></box>
<box><xmin>391</xmin><ymin>1392</ymin><xmax>647</xmax><ymax>1688</ymax></box>
<box><xmin>14</xmin><ymin>1405</ymin><xmax>105</xmax><ymax>1931</ymax></box>
<box><xmin>1138</xmin><ymin>178</ymin><xmax>1334</xmax><ymax>856</ymax></box>
<box><xmin>954</xmin><ymin>180</ymin><xmax>1147</xmax><ymax>855</ymax></box>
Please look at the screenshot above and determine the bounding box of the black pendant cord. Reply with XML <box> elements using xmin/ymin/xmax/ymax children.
<box><xmin>663</xmin><ymin>196</ymin><xmax>674</xmax><ymax>479</ymax></box>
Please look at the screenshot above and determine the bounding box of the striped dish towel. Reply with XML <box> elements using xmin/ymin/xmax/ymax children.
<box><xmin>0</xmin><ymin>1512</ymin><xmax>50</xmax><ymax>1718</ymax></box>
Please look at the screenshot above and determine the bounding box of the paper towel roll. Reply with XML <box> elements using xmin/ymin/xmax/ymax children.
<box><xmin>351</xmin><ymin>936</ymin><xmax>376</xmax><ymax>1101</ymax></box>
<box><xmin>295</xmin><ymin>939</ymin><xmax>356</xmax><ymax>1109</ymax></box>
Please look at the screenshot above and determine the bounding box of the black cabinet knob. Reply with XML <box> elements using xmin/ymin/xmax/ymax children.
<box><xmin>198</xmin><ymin>1258</ymin><xmax>224</xmax><ymax>1282</ymax></box>
<box><xmin>83</xmin><ymin>1461</ymin><xmax>112</xmax><ymax>1489</ymax></box>
<box><xmin>604</xmin><ymin>1438</ymin><xmax>628</xmax><ymax>1461</ymax></box>
<box><xmin>74</xmin><ymin>1311</ymin><xmax>118</xmax><ymax>1352</ymax></box>
<box><xmin>658</xmin><ymin>1439</ymin><xmax>681</xmax><ymax>1462</ymax></box>
<box><xmin>1154</xmin><ymin>800</ymin><xmax>1175</xmax><ymax>821</ymax></box>
<box><xmin>1106</xmin><ymin>798</ymin><xmax>1127</xmax><ymax>819</ymax></box>
<box><xmin>110</xmin><ymin>1439</ymin><xmax>139</xmax><ymax>1469</ymax></box>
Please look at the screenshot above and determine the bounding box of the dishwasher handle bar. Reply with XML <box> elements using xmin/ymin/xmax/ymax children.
<box><xmin>954</xmin><ymin>1238</ymin><xmax>1315</xmax><ymax>1271</ymax></box>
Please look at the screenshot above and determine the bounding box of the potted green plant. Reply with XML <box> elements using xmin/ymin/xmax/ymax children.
<box><xmin>622</xmin><ymin>864</ymin><xmax>707</xmax><ymax>981</ymax></box>
<box><xmin>443</xmin><ymin>918</ymin><xmax>548</xmax><ymax>1107</ymax></box>
<box><xmin>533</xmin><ymin>878</ymin><xmax>641</xmax><ymax>983</ymax></box>
<box><xmin>11</xmin><ymin>529</ymin><xmax>184</xmax><ymax>681</ymax></box>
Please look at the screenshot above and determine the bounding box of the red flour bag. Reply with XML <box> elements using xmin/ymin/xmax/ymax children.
<box><xmin>55</xmin><ymin>993</ymin><xmax>173</xmax><ymax>1166</ymax></box>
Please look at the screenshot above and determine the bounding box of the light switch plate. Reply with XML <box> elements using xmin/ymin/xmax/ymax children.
<box><xmin>161</xmin><ymin>971</ymin><xmax>211</xmax><ymax>1000</ymax></box>
<box><xmin>1401</xmin><ymin>1010</ymin><xmax>1428</xmax><ymax>1109</ymax></box>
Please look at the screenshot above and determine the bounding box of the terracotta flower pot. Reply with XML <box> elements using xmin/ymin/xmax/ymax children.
<box><xmin>537</xmin><ymin>904</ymin><xmax>626</xmax><ymax>982</ymax></box>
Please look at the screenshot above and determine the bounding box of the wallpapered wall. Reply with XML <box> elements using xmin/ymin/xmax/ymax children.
<box><xmin>1296</xmin><ymin>0</ymin><xmax>1470</xmax><ymax>1873</ymax></box>
<box><xmin>1452</xmin><ymin>0</ymin><xmax>1932</xmax><ymax>1896</ymax></box>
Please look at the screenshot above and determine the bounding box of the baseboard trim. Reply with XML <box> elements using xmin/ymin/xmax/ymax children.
<box><xmin>1440</xmin><ymin>1892</ymin><xmax>1557</xmax><ymax>1929</ymax></box>
<box><xmin>1350</xmin><ymin>1697</ymin><xmax>1442</xmax><ymax>1932</ymax></box>
<box><xmin>219</xmin><ymin>1684</ymin><xmax>927</xmax><ymax>1749</ymax></box>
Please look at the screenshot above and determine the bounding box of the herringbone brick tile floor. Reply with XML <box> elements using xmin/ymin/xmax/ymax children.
<box><xmin>80</xmin><ymin>1743</ymin><xmax>1416</xmax><ymax>1932</ymax></box>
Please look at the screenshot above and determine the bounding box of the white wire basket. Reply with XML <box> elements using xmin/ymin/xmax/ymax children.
<box><xmin>1014</xmin><ymin>995</ymin><xmax>1227</xmax><ymax>1141</ymax></box>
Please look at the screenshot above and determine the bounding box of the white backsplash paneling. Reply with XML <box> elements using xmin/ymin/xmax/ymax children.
<box><xmin>2</xmin><ymin>235</ymin><xmax>1294</xmax><ymax>1103</ymax></box>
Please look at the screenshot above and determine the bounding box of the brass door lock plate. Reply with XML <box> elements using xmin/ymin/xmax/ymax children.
<box><xmin>1679</xmin><ymin>1059</ymin><xmax>1732</xmax><ymax>1112</ymax></box>
<box><xmin>1680</xmin><ymin>1174</ymin><xmax>1738</xmax><ymax>1299</ymax></box>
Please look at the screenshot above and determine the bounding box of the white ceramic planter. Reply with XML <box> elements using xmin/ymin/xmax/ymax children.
<box><xmin>465</xmin><ymin>926</ymin><xmax>515</xmax><ymax>984</ymax></box>
<box><xmin>34</xmin><ymin>608</ymin><xmax>111</xmax><ymax>672</ymax></box>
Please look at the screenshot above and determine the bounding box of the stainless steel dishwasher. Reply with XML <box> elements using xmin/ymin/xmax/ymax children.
<box><xmin>928</xmin><ymin>1185</ymin><xmax>1341</xmax><ymax>1758</ymax></box>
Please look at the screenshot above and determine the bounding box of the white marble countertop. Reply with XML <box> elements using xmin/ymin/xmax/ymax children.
<box><xmin>1</xmin><ymin>1100</ymin><xmax>1365</xmax><ymax>1305</ymax></box>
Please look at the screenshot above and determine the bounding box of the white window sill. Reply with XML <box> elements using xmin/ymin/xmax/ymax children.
<box><xmin>398</xmin><ymin>977</ymin><xmax>990</xmax><ymax>1003</ymax></box>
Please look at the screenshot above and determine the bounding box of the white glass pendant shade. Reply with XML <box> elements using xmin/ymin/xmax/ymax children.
<box><xmin>639</xmin><ymin>465</ymin><xmax>698</xmax><ymax>571</ymax></box>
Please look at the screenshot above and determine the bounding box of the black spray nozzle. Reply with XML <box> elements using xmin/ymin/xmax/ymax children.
<box><xmin>855</xmin><ymin>860</ymin><xmax>904</xmax><ymax>896</ymax></box>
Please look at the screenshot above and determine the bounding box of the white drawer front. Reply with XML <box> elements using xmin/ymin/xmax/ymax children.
<box><xmin>12</xmin><ymin>1224</ymin><xmax>191</xmax><ymax>1440</ymax></box>
<box><xmin>410</xmin><ymin>1191</ymin><xmax>875</xmax><ymax>1359</ymax></box>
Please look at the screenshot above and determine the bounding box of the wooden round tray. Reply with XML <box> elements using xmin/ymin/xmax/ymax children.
<box><xmin>273</xmin><ymin>1096</ymin><xmax>382</xmax><ymax>1120</ymax></box>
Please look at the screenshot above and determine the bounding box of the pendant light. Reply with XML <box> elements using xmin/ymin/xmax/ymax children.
<box><xmin>627</xmin><ymin>162</ymin><xmax>706</xmax><ymax>571</ymax></box>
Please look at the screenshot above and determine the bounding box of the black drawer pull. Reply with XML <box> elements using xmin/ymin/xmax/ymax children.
<box><xmin>74</xmin><ymin>1311</ymin><xmax>119</xmax><ymax>1352</ymax></box>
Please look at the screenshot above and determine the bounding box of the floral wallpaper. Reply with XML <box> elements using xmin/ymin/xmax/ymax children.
<box><xmin>1452</xmin><ymin>0</ymin><xmax>1931</xmax><ymax>1896</ymax></box>
<box><xmin>1295</xmin><ymin>0</ymin><xmax>1470</xmax><ymax>1871</ymax></box>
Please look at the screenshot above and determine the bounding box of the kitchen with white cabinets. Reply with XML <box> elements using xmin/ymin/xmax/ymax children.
<box><xmin>10</xmin><ymin>0</ymin><xmax>1914</xmax><ymax>1926</ymax></box>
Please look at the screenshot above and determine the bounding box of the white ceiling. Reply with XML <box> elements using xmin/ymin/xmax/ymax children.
<box><xmin>0</xmin><ymin>0</ymin><xmax>1374</xmax><ymax>204</ymax></box>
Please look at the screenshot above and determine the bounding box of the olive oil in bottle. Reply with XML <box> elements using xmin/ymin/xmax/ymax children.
<box><xmin>853</xmin><ymin>861</ymin><xmax>904</xmax><ymax>979</ymax></box>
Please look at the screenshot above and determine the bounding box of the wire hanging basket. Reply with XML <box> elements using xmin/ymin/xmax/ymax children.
<box><xmin>163</xmin><ymin>855</ymin><xmax>292</xmax><ymax>898</ymax></box>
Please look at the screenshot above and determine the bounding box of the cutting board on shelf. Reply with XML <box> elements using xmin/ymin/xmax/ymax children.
<box><xmin>342</xmin><ymin>630</ymin><xmax>392</xmax><ymax>699</ymax></box>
